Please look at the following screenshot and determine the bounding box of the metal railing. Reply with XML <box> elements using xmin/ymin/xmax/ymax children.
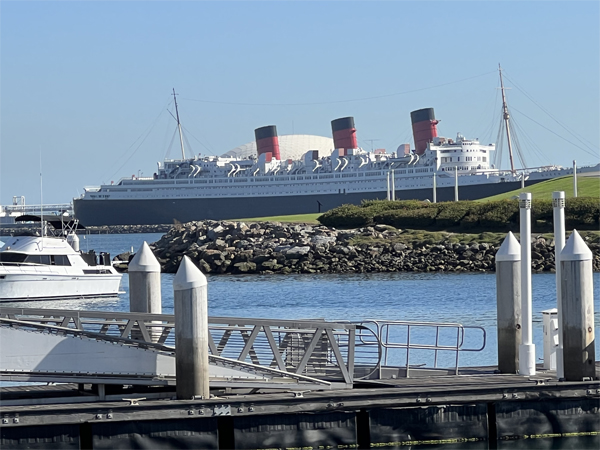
<box><xmin>0</xmin><ymin>318</ymin><xmax>336</xmax><ymax>388</ymax></box>
<box><xmin>356</xmin><ymin>320</ymin><xmax>486</xmax><ymax>377</ymax></box>
<box><xmin>0</xmin><ymin>307</ymin><xmax>381</xmax><ymax>385</ymax></box>
<box><xmin>0</xmin><ymin>308</ymin><xmax>486</xmax><ymax>382</ymax></box>
<box><xmin>1</xmin><ymin>203</ymin><xmax>72</xmax><ymax>215</ymax></box>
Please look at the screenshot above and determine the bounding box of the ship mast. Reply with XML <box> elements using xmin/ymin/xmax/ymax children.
<box><xmin>498</xmin><ymin>64</ymin><xmax>516</xmax><ymax>174</ymax></box>
<box><xmin>172</xmin><ymin>88</ymin><xmax>187</xmax><ymax>160</ymax></box>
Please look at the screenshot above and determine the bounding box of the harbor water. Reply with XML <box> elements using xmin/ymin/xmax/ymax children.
<box><xmin>1</xmin><ymin>233</ymin><xmax>599</xmax><ymax>449</ymax></box>
<box><xmin>2</xmin><ymin>232</ymin><xmax>598</xmax><ymax>369</ymax></box>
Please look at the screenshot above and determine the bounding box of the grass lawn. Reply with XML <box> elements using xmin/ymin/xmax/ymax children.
<box><xmin>481</xmin><ymin>175</ymin><xmax>600</xmax><ymax>201</ymax></box>
<box><xmin>235</xmin><ymin>213</ymin><xmax>322</xmax><ymax>224</ymax></box>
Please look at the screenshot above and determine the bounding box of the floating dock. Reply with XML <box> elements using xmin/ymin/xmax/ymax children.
<box><xmin>1</xmin><ymin>306</ymin><xmax>598</xmax><ymax>449</ymax></box>
<box><xmin>1</xmin><ymin>366</ymin><xmax>599</xmax><ymax>449</ymax></box>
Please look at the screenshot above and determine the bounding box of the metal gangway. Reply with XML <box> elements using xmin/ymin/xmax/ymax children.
<box><xmin>0</xmin><ymin>307</ymin><xmax>369</xmax><ymax>391</ymax></box>
<box><xmin>0</xmin><ymin>308</ymin><xmax>487</xmax><ymax>391</ymax></box>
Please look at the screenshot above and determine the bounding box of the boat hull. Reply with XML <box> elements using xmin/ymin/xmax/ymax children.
<box><xmin>73</xmin><ymin>179</ymin><xmax>544</xmax><ymax>226</ymax></box>
<box><xmin>0</xmin><ymin>272</ymin><xmax>122</xmax><ymax>302</ymax></box>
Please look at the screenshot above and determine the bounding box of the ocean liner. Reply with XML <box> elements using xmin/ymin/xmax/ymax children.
<box><xmin>73</xmin><ymin>84</ymin><xmax>590</xmax><ymax>226</ymax></box>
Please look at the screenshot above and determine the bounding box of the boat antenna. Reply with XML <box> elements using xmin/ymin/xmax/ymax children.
<box><xmin>498</xmin><ymin>64</ymin><xmax>516</xmax><ymax>174</ymax></box>
<box><xmin>39</xmin><ymin>150</ymin><xmax>45</xmax><ymax>243</ymax></box>
<box><xmin>172</xmin><ymin>88</ymin><xmax>187</xmax><ymax>160</ymax></box>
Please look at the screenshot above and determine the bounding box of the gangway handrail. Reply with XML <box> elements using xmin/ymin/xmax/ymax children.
<box><xmin>356</xmin><ymin>319</ymin><xmax>486</xmax><ymax>377</ymax></box>
<box><xmin>0</xmin><ymin>317</ymin><xmax>333</xmax><ymax>387</ymax></box>
<box><xmin>0</xmin><ymin>317</ymin><xmax>174</xmax><ymax>351</ymax></box>
<box><xmin>0</xmin><ymin>307</ymin><xmax>356</xmax><ymax>329</ymax></box>
<box><xmin>0</xmin><ymin>307</ymin><xmax>361</xmax><ymax>385</ymax></box>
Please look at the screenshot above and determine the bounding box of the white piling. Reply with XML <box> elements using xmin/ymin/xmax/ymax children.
<box><xmin>432</xmin><ymin>171</ymin><xmax>437</xmax><ymax>203</ymax></box>
<box><xmin>174</xmin><ymin>256</ymin><xmax>210</xmax><ymax>400</ymax></box>
<box><xmin>129</xmin><ymin>242</ymin><xmax>162</xmax><ymax>315</ymax></box>
<box><xmin>572</xmin><ymin>160</ymin><xmax>578</xmax><ymax>197</ymax></box>
<box><xmin>129</xmin><ymin>242</ymin><xmax>162</xmax><ymax>342</ymax></box>
<box><xmin>495</xmin><ymin>232</ymin><xmax>521</xmax><ymax>373</ymax></box>
<box><xmin>391</xmin><ymin>169</ymin><xmax>396</xmax><ymax>201</ymax></box>
<box><xmin>454</xmin><ymin>169</ymin><xmax>459</xmax><ymax>201</ymax></box>
<box><xmin>552</xmin><ymin>191</ymin><xmax>566</xmax><ymax>379</ymax></box>
<box><xmin>518</xmin><ymin>192</ymin><xmax>535</xmax><ymax>375</ymax></box>
<box><xmin>560</xmin><ymin>230</ymin><xmax>596</xmax><ymax>381</ymax></box>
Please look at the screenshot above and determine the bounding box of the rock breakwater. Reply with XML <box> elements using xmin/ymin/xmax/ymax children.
<box><xmin>146</xmin><ymin>221</ymin><xmax>600</xmax><ymax>274</ymax></box>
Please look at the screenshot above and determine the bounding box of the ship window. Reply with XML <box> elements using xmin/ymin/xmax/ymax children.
<box><xmin>83</xmin><ymin>269</ymin><xmax>112</xmax><ymax>274</ymax></box>
<box><xmin>52</xmin><ymin>255</ymin><xmax>71</xmax><ymax>266</ymax></box>
<box><xmin>25</xmin><ymin>255</ymin><xmax>51</xmax><ymax>265</ymax></box>
<box><xmin>0</xmin><ymin>252</ymin><xmax>27</xmax><ymax>263</ymax></box>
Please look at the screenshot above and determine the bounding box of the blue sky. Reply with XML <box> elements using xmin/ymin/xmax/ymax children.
<box><xmin>1</xmin><ymin>1</ymin><xmax>598</xmax><ymax>205</ymax></box>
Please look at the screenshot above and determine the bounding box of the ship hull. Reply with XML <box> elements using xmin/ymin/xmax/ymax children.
<box><xmin>73</xmin><ymin>179</ymin><xmax>544</xmax><ymax>226</ymax></box>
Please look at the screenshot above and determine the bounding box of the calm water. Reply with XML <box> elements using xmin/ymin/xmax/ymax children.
<box><xmin>2</xmin><ymin>232</ymin><xmax>598</xmax><ymax>368</ymax></box>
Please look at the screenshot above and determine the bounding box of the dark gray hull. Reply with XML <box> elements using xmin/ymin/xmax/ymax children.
<box><xmin>73</xmin><ymin>180</ymin><xmax>542</xmax><ymax>226</ymax></box>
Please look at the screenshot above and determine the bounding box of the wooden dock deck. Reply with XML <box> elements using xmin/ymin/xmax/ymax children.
<box><xmin>1</xmin><ymin>364</ymin><xmax>598</xmax><ymax>449</ymax></box>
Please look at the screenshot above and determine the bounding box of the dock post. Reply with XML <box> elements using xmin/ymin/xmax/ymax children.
<box><xmin>552</xmin><ymin>191</ymin><xmax>566</xmax><ymax>379</ymax></box>
<box><xmin>560</xmin><ymin>230</ymin><xmax>595</xmax><ymax>381</ymax></box>
<box><xmin>128</xmin><ymin>242</ymin><xmax>162</xmax><ymax>341</ymax></box>
<box><xmin>174</xmin><ymin>256</ymin><xmax>210</xmax><ymax>400</ymax></box>
<box><xmin>495</xmin><ymin>232</ymin><xmax>521</xmax><ymax>373</ymax></box>
<box><xmin>519</xmin><ymin>193</ymin><xmax>535</xmax><ymax>376</ymax></box>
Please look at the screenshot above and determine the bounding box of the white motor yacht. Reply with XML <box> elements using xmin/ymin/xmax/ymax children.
<box><xmin>0</xmin><ymin>215</ymin><xmax>122</xmax><ymax>301</ymax></box>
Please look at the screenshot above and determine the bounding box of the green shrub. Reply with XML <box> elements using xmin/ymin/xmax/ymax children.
<box><xmin>319</xmin><ymin>197</ymin><xmax>599</xmax><ymax>232</ymax></box>
<box><xmin>435</xmin><ymin>201</ymin><xmax>474</xmax><ymax>228</ymax></box>
<box><xmin>565</xmin><ymin>197</ymin><xmax>600</xmax><ymax>228</ymax></box>
<box><xmin>460</xmin><ymin>212</ymin><xmax>481</xmax><ymax>229</ymax></box>
<box><xmin>532</xmin><ymin>199</ymin><xmax>553</xmax><ymax>222</ymax></box>
<box><xmin>359</xmin><ymin>200</ymin><xmax>408</xmax><ymax>216</ymax></box>
<box><xmin>318</xmin><ymin>204</ymin><xmax>374</xmax><ymax>228</ymax></box>
<box><xmin>361</xmin><ymin>199</ymin><xmax>432</xmax><ymax>213</ymax></box>
<box><xmin>479</xmin><ymin>200</ymin><xmax>519</xmax><ymax>230</ymax></box>
<box><xmin>375</xmin><ymin>207</ymin><xmax>439</xmax><ymax>229</ymax></box>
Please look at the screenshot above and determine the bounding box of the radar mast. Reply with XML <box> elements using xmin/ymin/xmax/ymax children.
<box><xmin>172</xmin><ymin>88</ymin><xmax>186</xmax><ymax>160</ymax></box>
<box><xmin>498</xmin><ymin>64</ymin><xmax>516</xmax><ymax>174</ymax></box>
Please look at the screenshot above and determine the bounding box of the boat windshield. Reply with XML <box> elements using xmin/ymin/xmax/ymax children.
<box><xmin>0</xmin><ymin>253</ymin><xmax>71</xmax><ymax>266</ymax></box>
<box><xmin>0</xmin><ymin>253</ymin><xmax>28</xmax><ymax>263</ymax></box>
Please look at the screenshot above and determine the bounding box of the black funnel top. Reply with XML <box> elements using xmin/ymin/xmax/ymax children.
<box><xmin>331</xmin><ymin>117</ymin><xmax>355</xmax><ymax>132</ymax></box>
<box><xmin>410</xmin><ymin>108</ymin><xmax>436</xmax><ymax>124</ymax></box>
<box><xmin>255</xmin><ymin>125</ymin><xmax>278</xmax><ymax>140</ymax></box>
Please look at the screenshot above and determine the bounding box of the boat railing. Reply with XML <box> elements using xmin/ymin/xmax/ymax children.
<box><xmin>355</xmin><ymin>319</ymin><xmax>486</xmax><ymax>378</ymax></box>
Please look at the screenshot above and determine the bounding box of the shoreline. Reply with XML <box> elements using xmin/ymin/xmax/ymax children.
<box><xmin>143</xmin><ymin>221</ymin><xmax>599</xmax><ymax>274</ymax></box>
<box><xmin>3</xmin><ymin>221</ymin><xmax>598</xmax><ymax>275</ymax></box>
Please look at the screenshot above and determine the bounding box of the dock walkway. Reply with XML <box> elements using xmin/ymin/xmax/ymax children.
<box><xmin>1</xmin><ymin>364</ymin><xmax>598</xmax><ymax>449</ymax></box>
